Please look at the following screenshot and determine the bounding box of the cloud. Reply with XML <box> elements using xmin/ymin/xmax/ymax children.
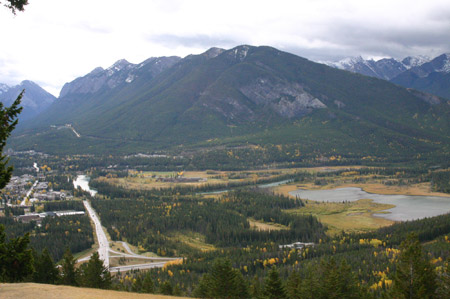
<box><xmin>147</xmin><ymin>33</ymin><xmax>240</xmax><ymax>49</ymax></box>
<box><xmin>1</xmin><ymin>0</ymin><xmax>449</xmax><ymax>95</ymax></box>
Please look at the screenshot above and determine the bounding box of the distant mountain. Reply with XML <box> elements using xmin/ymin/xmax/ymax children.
<box><xmin>59</xmin><ymin>56</ymin><xmax>181</xmax><ymax>98</ymax></box>
<box><xmin>11</xmin><ymin>46</ymin><xmax>449</xmax><ymax>161</ymax></box>
<box><xmin>390</xmin><ymin>53</ymin><xmax>450</xmax><ymax>99</ymax></box>
<box><xmin>0</xmin><ymin>81</ymin><xmax>56</xmax><ymax>121</ymax></box>
<box><xmin>324</xmin><ymin>55</ymin><xmax>430</xmax><ymax>80</ymax></box>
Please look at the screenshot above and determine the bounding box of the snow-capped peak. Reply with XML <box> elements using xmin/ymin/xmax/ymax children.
<box><xmin>436</xmin><ymin>53</ymin><xmax>450</xmax><ymax>73</ymax></box>
<box><xmin>106</xmin><ymin>59</ymin><xmax>133</xmax><ymax>76</ymax></box>
<box><xmin>401</xmin><ymin>55</ymin><xmax>430</xmax><ymax>69</ymax></box>
<box><xmin>330</xmin><ymin>56</ymin><xmax>366</xmax><ymax>69</ymax></box>
<box><xmin>0</xmin><ymin>83</ymin><xmax>10</xmax><ymax>95</ymax></box>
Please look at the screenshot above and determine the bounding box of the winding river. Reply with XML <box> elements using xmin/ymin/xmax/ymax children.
<box><xmin>289</xmin><ymin>187</ymin><xmax>450</xmax><ymax>221</ymax></box>
<box><xmin>73</xmin><ymin>175</ymin><xmax>98</xmax><ymax>197</ymax></box>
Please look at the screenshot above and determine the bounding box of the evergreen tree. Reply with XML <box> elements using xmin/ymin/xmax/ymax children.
<box><xmin>249</xmin><ymin>275</ymin><xmax>263</xmax><ymax>299</ymax></box>
<box><xmin>131</xmin><ymin>274</ymin><xmax>143</xmax><ymax>293</ymax></box>
<box><xmin>80</xmin><ymin>252</ymin><xmax>111</xmax><ymax>289</ymax></box>
<box><xmin>319</xmin><ymin>258</ymin><xmax>361</xmax><ymax>299</ymax></box>
<box><xmin>263</xmin><ymin>266</ymin><xmax>288</xmax><ymax>299</ymax></box>
<box><xmin>142</xmin><ymin>272</ymin><xmax>154</xmax><ymax>293</ymax></box>
<box><xmin>210</xmin><ymin>258</ymin><xmax>248</xmax><ymax>298</ymax></box>
<box><xmin>436</xmin><ymin>257</ymin><xmax>450</xmax><ymax>298</ymax></box>
<box><xmin>173</xmin><ymin>284</ymin><xmax>182</xmax><ymax>296</ymax></box>
<box><xmin>286</xmin><ymin>269</ymin><xmax>302</xmax><ymax>299</ymax></box>
<box><xmin>233</xmin><ymin>269</ymin><xmax>250</xmax><ymax>298</ymax></box>
<box><xmin>60</xmin><ymin>248</ymin><xmax>78</xmax><ymax>286</ymax></box>
<box><xmin>0</xmin><ymin>91</ymin><xmax>22</xmax><ymax>190</ymax></box>
<box><xmin>159</xmin><ymin>280</ymin><xmax>173</xmax><ymax>295</ymax></box>
<box><xmin>391</xmin><ymin>233</ymin><xmax>437</xmax><ymax>299</ymax></box>
<box><xmin>193</xmin><ymin>273</ymin><xmax>213</xmax><ymax>298</ymax></box>
<box><xmin>299</xmin><ymin>263</ymin><xmax>321</xmax><ymax>298</ymax></box>
<box><xmin>2</xmin><ymin>0</ymin><xmax>28</xmax><ymax>14</ymax></box>
<box><xmin>33</xmin><ymin>248</ymin><xmax>59</xmax><ymax>284</ymax></box>
<box><xmin>0</xmin><ymin>225</ymin><xmax>34</xmax><ymax>282</ymax></box>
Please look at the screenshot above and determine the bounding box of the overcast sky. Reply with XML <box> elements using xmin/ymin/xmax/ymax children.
<box><xmin>1</xmin><ymin>0</ymin><xmax>449</xmax><ymax>96</ymax></box>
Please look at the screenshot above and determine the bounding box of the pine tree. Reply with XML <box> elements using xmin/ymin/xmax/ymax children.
<box><xmin>210</xmin><ymin>258</ymin><xmax>239</xmax><ymax>297</ymax></box>
<box><xmin>159</xmin><ymin>280</ymin><xmax>173</xmax><ymax>295</ymax></box>
<box><xmin>319</xmin><ymin>258</ymin><xmax>361</xmax><ymax>299</ymax></box>
<box><xmin>131</xmin><ymin>274</ymin><xmax>143</xmax><ymax>293</ymax></box>
<box><xmin>233</xmin><ymin>268</ymin><xmax>250</xmax><ymax>298</ymax></box>
<box><xmin>0</xmin><ymin>91</ymin><xmax>22</xmax><ymax>190</ymax></box>
<box><xmin>142</xmin><ymin>272</ymin><xmax>154</xmax><ymax>293</ymax></box>
<box><xmin>0</xmin><ymin>225</ymin><xmax>34</xmax><ymax>282</ymax></box>
<box><xmin>60</xmin><ymin>248</ymin><xmax>78</xmax><ymax>286</ymax></box>
<box><xmin>80</xmin><ymin>252</ymin><xmax>111</xmax><ymax>289</ymax></box>
<box><xmin>193</xmin><ymin>273</ymin><xmax>213</xmax><ymax>298</ymax></box>
<box><xmin>263</xmin><ymin>266</ymin><xmax>288</xmax><ymax>299</ymax></box>
<box><xmin>391</xmin><ymin>233</ymin><xmax>437</xmax><ymax>298</ymax></box>
<box><xmin>249</xmin><ymin>275</ymin><xmax>263</xmax><ymax>298</ymax></box>
<box><xmin>286</xmin><ymin>269</ymin><xmax>302</xmax><ymax>299</ymax></box>
<box><xmin>33</xmin><ymin>248</ymin><xmax>59</xmax><ymax>284</ymax></box>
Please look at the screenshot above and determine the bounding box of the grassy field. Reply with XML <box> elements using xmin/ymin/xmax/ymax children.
<box><xmin>0</xmin><ymin>283</ymin><xmax>182</xmax><ymax>299</ymax></box>
<box><xmin>248</xmin><ymin>218</ymin><xmax>289</xmax><ymax>231</ymax></box>
<box><xmin>287</xmin><ymin>199</ymin><xmax>394</xmax><ymax>235</ymax></box>
<box><xmin>94</xmin><ymin>166</ymin><xmax>360</xmax><ymax>191</ymax></box>
<box><xmin>167</xmin><ymin>231</ymin><xmax>216</xmax><ymax>252</ymax></box>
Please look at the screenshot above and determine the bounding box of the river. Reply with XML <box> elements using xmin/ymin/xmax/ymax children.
<box><xmin>73</xmin><ymin>175</ymin><xmax>98</xmax><ymax>197</ymax></box>
<box><xmin>289</xmin><ymin>187</ymin><xmax>450</xmax><ymax>221</ymax></box>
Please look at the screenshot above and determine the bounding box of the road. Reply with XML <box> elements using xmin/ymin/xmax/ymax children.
<box><xmin>20</xmin><ymin>180</ymin><xmax>38</xmax><ymax>206</ymax></box>
<box><xmin>83</xmin><ymin>200</ymin><xmax>110</xmax><ymax>269</ymax></box>
<box><xmin>82</xmin><ymin>199</ymin><xmax>179</xmax><ymax>272</ymax></box>
<box><xmin>109</xmin><ymin>262</ymin><xmax>168</xmax><ymax>273</ymax></box>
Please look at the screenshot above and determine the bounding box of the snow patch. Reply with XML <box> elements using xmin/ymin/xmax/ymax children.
<box><xmin>125</xmin><ymin>75</ymin><xmax>134</xmax><ymax>83</ymax></box>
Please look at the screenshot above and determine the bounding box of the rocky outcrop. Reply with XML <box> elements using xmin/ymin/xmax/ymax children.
<box><xmin>239</xmin><ymin>78</ymin><xmax>326</xmax><ymax>118</ymax></box>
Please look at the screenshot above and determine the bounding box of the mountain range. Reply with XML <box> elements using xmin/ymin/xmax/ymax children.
<box><xmin>325</xmin><ymin>54</ymin><xmax>450</xmax><ymax>99</ymax></box>
<box><xmin>8</xmin><ymin>46</ymin><xmax>450</xmax><ymax>161</ymax></box>
<box><xmin>0</xmin><ymin>81</ymin><xmax>56</xmax><ymax>121</ymax></box>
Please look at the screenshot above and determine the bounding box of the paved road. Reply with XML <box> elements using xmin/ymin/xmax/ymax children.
<box><xmin>83</xmin><ymin>200</ymin><xmax>110</xmax><ymax>269</ymax></box>
<box><xmin>82</xmin><ymin>200</ymin><xmax>178</xmax><ymax>272</ymax></box>
<box><xmin>109</xmin><ymin>261</ymin><xmax>168</xmax><ymax>273</ymax></box>
<box><xmin>20</xmin><ymin>180</ymin><xmax>38</xmax><ymax>206</ymax></box>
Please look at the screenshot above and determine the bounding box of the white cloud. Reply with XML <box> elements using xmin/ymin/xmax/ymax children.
<box><xmin>0</xmin><ymin>0</ymin><xmax>449</xmax><ymax>96</ymax></box>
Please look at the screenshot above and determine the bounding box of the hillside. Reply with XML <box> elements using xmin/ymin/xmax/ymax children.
<box><xmin>10</xmin><ymin>46</ymin><xmax>450</xmax><ymax>161</ymax></box>
<box><xmin>0</xmin><ymin>283</ymin><xmax>181</xmax><ymax>299</ymax></box>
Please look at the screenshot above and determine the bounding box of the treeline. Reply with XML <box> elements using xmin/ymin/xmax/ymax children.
<box><xmin>90</xmin><ymin>172</ymin><xmax>305</xmax><ymax>196</ymax></box>
<box><xmin>430</xmin><ymin>170</ymin><xmax>450</xmax><ymax>193</ymax></box>
<box><xmin>44</xmin><ymin>200</ymin><xmax>85</xmax><ymax>211</ymax></box>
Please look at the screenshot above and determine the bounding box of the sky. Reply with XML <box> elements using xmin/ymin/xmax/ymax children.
<box><xmin>1</xmin><ymin>0</ymin><xmax>449</xmax><ymax>96</ymax></box>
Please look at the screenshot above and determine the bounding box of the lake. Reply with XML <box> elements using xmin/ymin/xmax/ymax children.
<box><xmin>289</xmin><ymin>187</ymin><xmax>450</xmax><ymax>221</ymax></box>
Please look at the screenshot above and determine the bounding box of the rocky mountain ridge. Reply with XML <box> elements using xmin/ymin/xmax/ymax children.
<box><xmin>12</xmin><ymin>45</ymin><xmax>449</xmax><ymax>158</ymax></box>
<box><xmin>324</xmin><ymin>55</ymin><xmax>431</xmax><ymax>80</ymax></box>
<box><xmin>59</xmin><ymin>56</ymin><xmax>181</xmax><ymax>98</ymax></box>
<box><xmin>0</xmin><ymin>80</ymin><xmax>56</xmax><ymax>121</ymax></box>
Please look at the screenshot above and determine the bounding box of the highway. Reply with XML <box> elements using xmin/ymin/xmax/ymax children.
<box><xmin>82</xmin><ymin>199</ymin><xmax>179</xmax><ymax>272</ymax></box>
<box><xmin>83</xmin><ymin>200</ymin><xmax>110</xmax><ymax>269</ymax></box>
<box><xmin>109</xmin><ymin>261</ymin><xmax>168</xmax><ymax>273</ymax></box>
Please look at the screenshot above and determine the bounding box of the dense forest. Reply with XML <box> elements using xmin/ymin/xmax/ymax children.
<box><xmin>1</xmin><ymin>201</ymin><xmax>93</xmax><ymax>261</ymax></box>
<box><xmin>91</xmin><ymin>190</ymin><xmax>325</xmax><ymax>256</ymax></box>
